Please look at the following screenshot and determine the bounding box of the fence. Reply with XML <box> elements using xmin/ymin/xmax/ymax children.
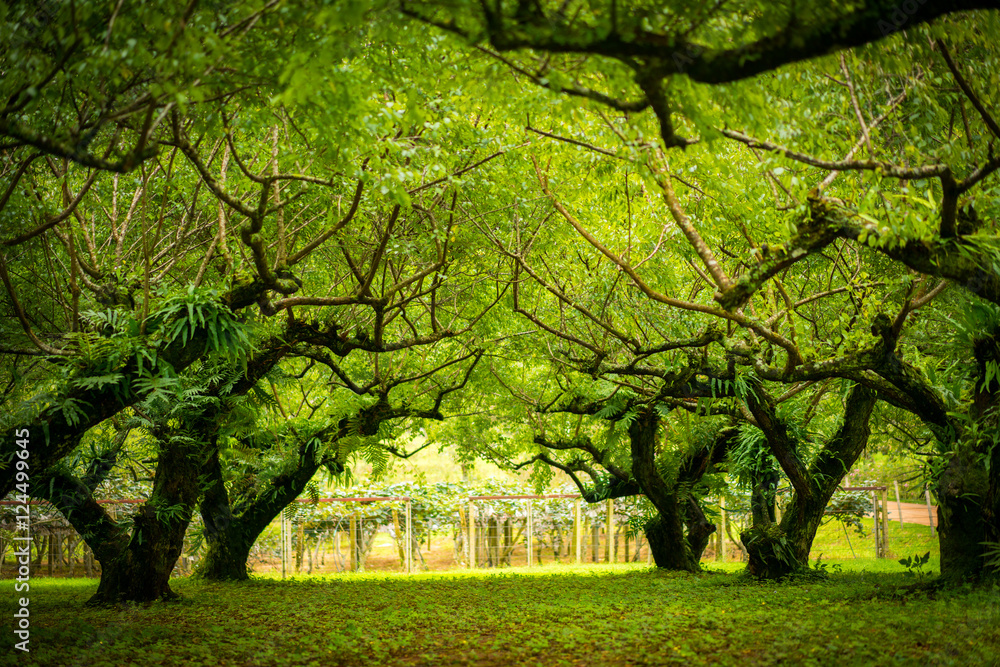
<box><xmin>0</xmin><ymin>499</ymin><xmax>141</xmax><ymax>578</ymax></box>
<box><xmin>252</xmin><ymin>493</ymin><xmax>655</xmax><ymax>576</ymax></box>
<box><xmin>0</xmin><ymin>483</ymin><xmax>940</xmax><ymax>578</ymax></box>
<box><xmin>275</xmin><ymin>496</ymin><xmax>414</xmax><ymax>577</ymax></box>
<box><xmin>464</xmin><ymin>494</ymin><xmax>652</xmax><ymax>569</ymax></box>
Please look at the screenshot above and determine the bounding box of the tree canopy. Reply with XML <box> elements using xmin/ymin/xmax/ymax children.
<box><xmin>2</xmin><ymin>0</ymin><xmax>1000</xmax><ymax>600</ymax></box>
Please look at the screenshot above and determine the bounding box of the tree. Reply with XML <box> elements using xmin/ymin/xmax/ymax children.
<box><xmin>195</xmin><ymin>351</ymin><xmax>482</xmax><ymax>582</ymax></box>
<box><xmin>406</xmin><ymin>2</ymin><xmax>1000</xmax><ymax>579</ymax></box>
<box><xmin>1</xmin><ymin>0</ymin><xmax>511</xmax><ymax>601</ymax></box>
<box><xmin>526</xmin><ymin>406</ymin><xmax>737</xmax><ymax>571</ymax></box>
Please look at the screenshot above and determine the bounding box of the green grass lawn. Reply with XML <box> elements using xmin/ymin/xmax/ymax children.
<box><xmin>4</xmin><ymin>558</ymin><xmax>998</xmax><ymax>666</ymax></box>
<box><xmin>806</xmin><ymin>517</ymin><xmax>938</xmax><ymax>562</ymax></box>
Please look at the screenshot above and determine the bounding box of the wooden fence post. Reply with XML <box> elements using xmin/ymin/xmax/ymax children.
<box><xmin>348</xmin><ymin>513</ymin><xmax>358</xmax><ymax>572</ymax></box>
<box><xmin>503</xmin><ymin>518</ymin><xmax>514</xmax><ymax>566</ymax></box>
<box><xmin>289</xmin><ymin>514</ymin><xmax>296</xmax><ymax>574</ymax></box>
<box><xmin>392</xmin><ymin>509</ymin><xmax>406</xmax><ymax>565</ymax></box>
<box><xmin>468</xmin><ymin>501</ymin><xmax>477</xmax><ymax>569</ymax></box>
<box><xmin>457</xmin><ymin>505</ymin><xmax>466</xmax><ymax>566</ymax></box>
<box><xmin>405</xmin><ymin>499</ymin><xmax>412</xmax><ymax>574</ymax></box>
<box><xmin>296</xmin><ymin>522</ymin><xmax>305</xmax><ymax>572</ymax></box>
<box><xmin>606</xmin><ymin>498</ymin><xmax>615</xmax><ymax>563</ymax></box>
<box><xmin>356</xmin><ymin>513</ymin><xmax>365</xmax><ymax>572</ymax></box>
<box><xmin>479</xmin><ymin>515</ymin><xmax>486</xmax><ymax>567</ymax></box>
<box><xmin>872</xmin><ymin>490</ymin><xmax>881</xmax><ymax>558</ymax></box>
<box><xmin>487</xmin><ymin>517</ymin><xmax>498</xmax><ymax>566</ymax></box>
<box><xmin>880</xmin><ymin>487</ymin><xmax>889</xmax><ymax>553</ymax></box>
<box><xmin>925</xmin><ymin>487</ymin><xmax>936</xmax><ymax>537</ymax></box>
<box><xmin>526</xmin><ymin>500</ymin><xmax>534</xmax><ymax>567</ymax></box>
<box><xmin>894</xmin><ymin>481</ymin><xmax>903</xmax><ymax>527</ymax></box>
<box><xmin>573</xmin><ymin>498</ymin><xmax>582</xmax><ymax>564</ymax></box>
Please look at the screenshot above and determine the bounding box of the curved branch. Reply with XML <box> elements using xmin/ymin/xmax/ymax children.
<box><xmin>416</xmin><ymin>1</ymin><xmax>998</xmax><ymax>85</ymax></box>
<box><xmin>0</xmin><ymin>254</ymin><xmax>70</xmax><ymax>355</ymax></box>
<box><xmin>534</xmin><ymin>157</ymin><xmax>804</xmax><ymax>365</ymax></box>
<box><xmin>937</xmin><ymin>39</ymin><xmax>1000</xmax><ymax>141</ymax></box>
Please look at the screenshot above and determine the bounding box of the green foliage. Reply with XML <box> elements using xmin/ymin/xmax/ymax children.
<box><xmin>983</xmin><ymin>542</ymin><xmax>1000</xmax><ymax>575</ymax></box>
<box><xmin>824</xmin><ymin>490</ymin><xmax>874</xmax><ymax>535</ymax></box>
<box><xmin>147</xmin><ymin>285</ymin><xmax>252</xmax><ymax>362</ymax></box>
<box><xmin>4</xmin><ymin>0</ymin><xmax>1000</xmax><ymax>603</ymax></box>
<box><xmin>153</xmin><ymin>501</ymin><xmax>192</xmax><ymax>527</ymax></box>
<box><xmin>81</xmin><ymin>309</ymin><xmax>141</xmax><ymax>339</ymax></box>
<box><xmin>729</xmin><ymin>424</ymin><xmax>781</xmax><ymax>491</ymax></box>
<box><xmin>708</xmin><ymin>375</ymin><xmax>755</xmax><ymax>402</ymax></box>
<box><xmin>17</xmin><ymin>565</ymin><xmax>1000</xmax><ymax>666</ymax></box>
<box><xmin>810</xmin><ymin>555</ymin><xmax>843</xmax><ymax>577</ymax></box>
<box><xmin>898</xmin><ymin>551</ymin><xmax>932</xmax><ymax>580</ymax></box>
<box><xmin>942</xmin><ymin>299</ymin><xmax>1000</xmax><ymax>389</ymax></box>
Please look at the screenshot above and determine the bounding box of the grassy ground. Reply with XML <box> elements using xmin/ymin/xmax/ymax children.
<box><xmin>807</xmin><ymin>516</ymin><xmax>937</xmax><ymax>562</ymax></box>
<box><xmin>4</xmin><ymin>558</ymin><xmax>997</xmax><ymax>666</ymax></box>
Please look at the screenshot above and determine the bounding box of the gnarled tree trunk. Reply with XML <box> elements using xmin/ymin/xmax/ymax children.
<box><xmin>683</xmin><ymin>497</ymin><xmax>717</xmax><ymax>562</ymax></box>
<box><xmin>627</xmin><ymin>410</ymin><xmax>699</xmax><ymax>571</ymax></box>
<box><xmin>933</xmin><ymin>326</ymin><xmax>1000</xmax><ymax>581</ymax></box>
<box><xmin>644</xmin><ymin>507</ymin><xmax>698</xmax><ymax>570</ymax></box>
<box><xmin>629</xmin><ymin>410</ymin><xmax>736</xmax><ymax>572</ymax></box>
<box><xmin>89</xmin><ymin>429</ymin><xmax>212</xmax><ymax>604</ymax></box>
<box><xmin>196</xmin><ymin>401</ymin><xmax>387</xmax><ymax>581</ymax></box>
<box><xmin>196</xmin><ymin>442</ymin><xmax>331</xmax><ymax>581</ymax></box>
<box><xmin>935</xmin><ymin>450</ymin><xmax>989</xmax><ymax>581</ymax></box>
<box><xmin>742</xmin><ymin>493</ymin><xmax>829</xmax><ymax>580</ymax></box>
<box><xmin>988</xmin><ymin>439</ymin><xmax>1000</xmax><ymax>561</ymax></box>
<box><xmin>742</xmin><ymin>383</ymin><xmax>877</xmax><ymax>579</ymax></box>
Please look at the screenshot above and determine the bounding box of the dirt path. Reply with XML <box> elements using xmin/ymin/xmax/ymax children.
<box><xmin>880</xmin><ymin>501</ymin><xmax>937</xmax><ymax>527</ymax></box>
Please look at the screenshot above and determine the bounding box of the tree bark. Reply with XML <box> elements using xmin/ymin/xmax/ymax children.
<box><xmin>196</xmin><ymin>448</ymin><xmax>256</xmax><ymax>581</ymax></box>
<box><xmin>750</xmin><ymin>468</ymin><xmax>779</xmax><ymax>527</ymax></box>
<box><xmin>743</xmin><ymin>383</ymin><xmax>877</xmax><ymax>579</ymax></box>
<box><xmin>644</xmin><ymin>509</ymin><xmax>699</xmax><ymax>570</ymax></box>
<box><xmin>630</xmin><ymin>409</ymin><xmax>720</xmax><ymax>572</ymax></box>
<box><xmin>534</xmin><ymin>408</ymin><xmax>734</xmax><ymax>571</ymax></box>
<box><xmin>935</xmin><ymin>450</ymin><xmax>989</xmax><ymax>581</ymax></box>
<box><xmin>683</xmin><ymin>497</ymin><xmax>716</xmax><ymax>563</ymax></box>
<box><xmin>196</xmin><ymin>433</ymin><xmax>343</xmax><ymax>581</ymax></box>
<box><xmin>933</xmin><ymin>325</ymin><xmax>1000</xmax><ymax>581</ymax></box>
<box><xmin>988</xmin><ymin>439</ymin><xmax>1000</xmax><ymax>555</ymax></box>
<box><xmin>196</xmin><ymin>457</ymin><xmax>323</xmax><ymax>581</ymax></box>
<box><xmin>89</xmin><ymin>428</ymin><xmax>212</xmax><ymax>604</ymax></box>
<box><xmin>627</xmin><ymin>409</ymin><xmax>696</xmax><ymax>571</ymax></box>
<box><xmin>196</xmin><ymin>393</ymin><xmax>425</xmax><ymax>580</ymax></box>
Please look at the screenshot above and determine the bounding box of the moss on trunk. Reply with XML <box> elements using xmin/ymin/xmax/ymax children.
<box><xmin>644</xmin><ymin>511</ymin><xmax>700</xmax><ymax>572</ymax></box>
<box><xmin>88</xmin><ymin>431</ymin><xmax>209</xmax><ymax>604</ymax></box>
<box><xmin>743</xmin><ymin>383</ymin><xmax>877</xmax><ymax>580</ymax></box>
<box><xmin>935</xmin><ymin>451</ymin><xmax>989</xmax><ymax>582</ymax></box>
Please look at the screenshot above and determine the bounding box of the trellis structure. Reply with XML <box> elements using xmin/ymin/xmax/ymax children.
<box><xmin>279</xmin><ymin>496</ymin><xmax>413</xmax><ymax>577</ymax></box>
<box><xmin>464</xmin><ymin>494</ymin><xmax>649</xmax><ymax>568</ymax></box>
<box><xmin>0</xmin><ymin>499</ymin><xmax>143</xmax><ymax>577</ymax></box>
<box><xmin>715</xmin><ymin>485</ymin><xmax>892</xmax><ymax>561</ymax></box>
<box><xmin>841</xmin><ymin>486</ymin><xmax>890</xmax><ymax>558</ymax></box>
<box><xmin>1</xmin><ymin>483</ymin><xmax>914</xmax><ymax>578</ymax></box>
